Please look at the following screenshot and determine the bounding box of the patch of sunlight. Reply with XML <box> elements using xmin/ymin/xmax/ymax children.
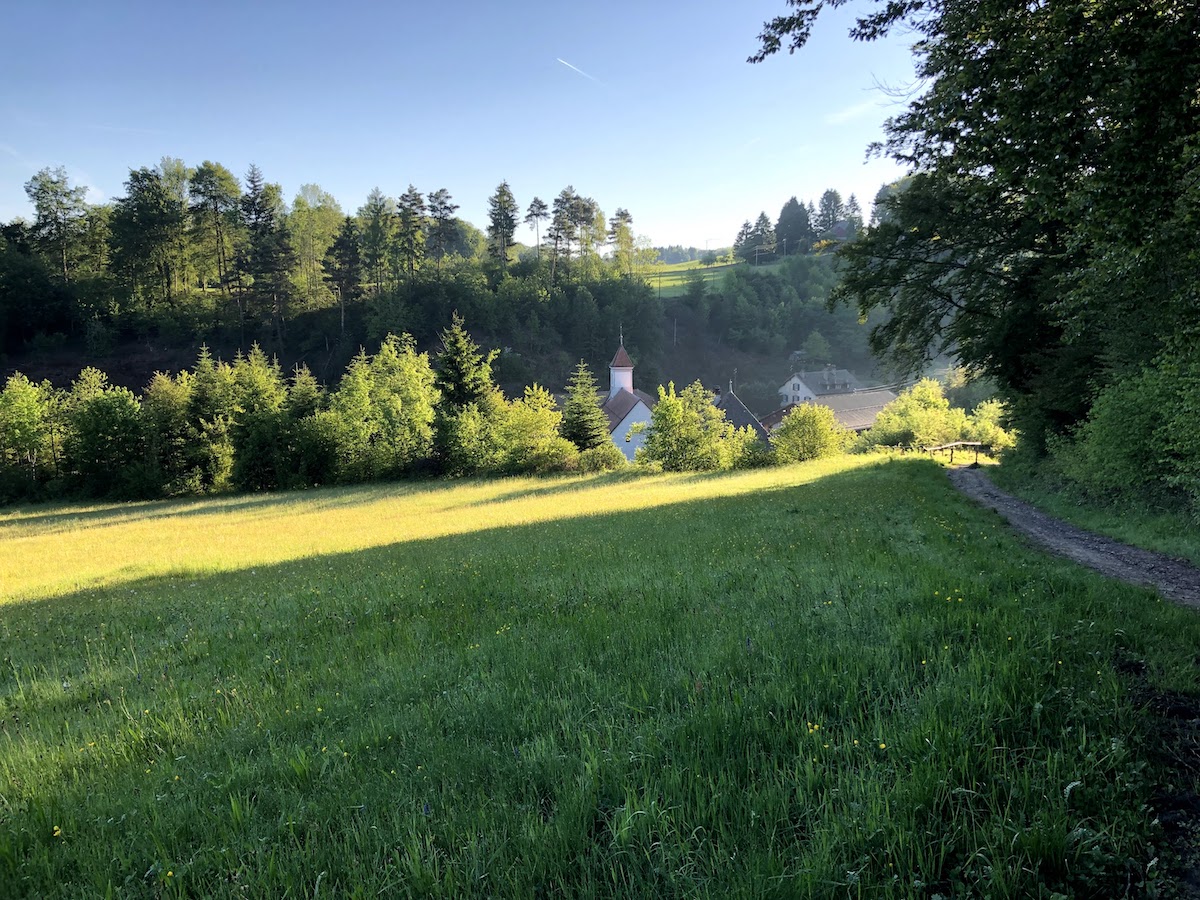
<box><xmin>4</xmin><ymin>454</ymin><xmax>889</xmax><ymax>603</ymax></box>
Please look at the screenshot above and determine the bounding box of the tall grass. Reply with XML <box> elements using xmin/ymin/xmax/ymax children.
<box><xmin>2</xmin><ymin>456</ymin><xmax>1196</xmax><ymax>897</ymax></box>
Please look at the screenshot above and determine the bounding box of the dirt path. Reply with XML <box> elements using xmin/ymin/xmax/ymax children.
<box><xmin>947</xmin><ymin>466</ymin><xmax>1200</xmax><ymax>609</ymax></box>
<box><xmin>949</xmin><ymin>466</ymin><xmax>1200</xmax><ymax>896</ymax></box>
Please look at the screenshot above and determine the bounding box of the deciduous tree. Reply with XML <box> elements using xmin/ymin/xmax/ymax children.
<box><xmin>23</xmin><ymin>167</ymin><xmax>88</xmax><ymax>283</ymax></box>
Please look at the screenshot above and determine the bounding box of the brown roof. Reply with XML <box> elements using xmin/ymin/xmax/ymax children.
<box><xmin>599</xmin><ymin>388</ymin><xmax>656</xmax><ymax>432</ymax></box>
<box><xmin>762</xmin><ymin>387</ymin><xmax>897</xmax><ymax>433</ymax></box>
<box><xmin>610</xmin><ymin>344</ymin><xmax>634</xmax><ymax>368</ymax></box>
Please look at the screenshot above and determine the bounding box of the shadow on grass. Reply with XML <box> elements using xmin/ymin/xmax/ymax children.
<box><xmin>0</xmin><ymin>473</ymin><xmax>553</xmax><ymax>535</ymax></box>
<box><xmin>4</xmin><ymin>456</ymin><xmax>1197</xmax><ymax>898</ymax></box>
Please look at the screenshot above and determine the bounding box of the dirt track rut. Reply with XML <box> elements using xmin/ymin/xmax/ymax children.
<box><xmin>947</xmin><ymin>466</ymin><xmax>1200</xmax><ymax>609</ymax></box>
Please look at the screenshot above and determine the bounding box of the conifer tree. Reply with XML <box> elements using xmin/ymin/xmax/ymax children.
<box><xmin>435</xmin><ymin>312</ymin><xmax>499</xmax><ymax>410</ymax></box>
<box><xmin>524</xmin><ymin>197</ymin><xmax>549</xmax><ymax>260</ymax></box>
<box><xmin>324</xmin><ymin>216</ymin><xmax>363</xmax><ymax>333</ymax></box>
<box><xmin>560</xmin><ymin>360</ymin><xmax>610</xmax><ymax>451</ymax></box>
<box><xmin>434</xmin><ymin>312</ymin><xmax>504</xmax><ymax>474</ymax></box>
<box><xmin>357</xmin><ymin>188</ymin><xmax>394</xmax><ymax>293</ymax></box>
<box><xmin>427</xmin><ymin>188</ymin><xmax>459</xmax><ymax>274</ymax></box>
<box><xmin>487</xmin><ymin>181</ymin><xmax>519</xmax><ymax>271</ymax></box>
<box><xmin>394</xmin><ymin>185</ymin><xmax>426</xmax><ymax>280</ymax></box>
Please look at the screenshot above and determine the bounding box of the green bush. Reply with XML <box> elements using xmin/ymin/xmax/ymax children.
<box><xmin>859</xmin><ymin>379</ymin><xmax>969</xmax><ymax>450</ymax></box>
<box><xmin>62</xmin><ymin>370</ymin><xmax>144</xmax><ymax>498</ymax></box>
<box><xmin>771</xmin><ymin>403</ymin><xmax>848</xmax><ymax>462</ymax></box>
<box><xmin>523</xmin><ymin>436</ymin><xmax>580</xmax><ymax>475</ymax></box>
<box><xmin>1158</xmin><ymin>347</ymin><xmax>1200</xmax><ymax>516</ymax></box>
<box><xmin>1052</xmin><ymin>368</ymin><xmax>1169</xmax><ymax>499</ymax></box>
<box><xmin>967</xmin><ymin>398</ymin><xmax>1016</xmax><ymax>452</ymax></box>
<box><xmin>640</xmin><ymin>381</ymin><xmax>743</xmax><ymax>472</ymax></box>
<box><xmin>1057</xmin><ymin>349</ymin><xmax>1200</xmax><ymax>517</ymax></box>
<box><xmin>578</xmin><ymin>442</ymin><xmax>627</xmax><ymax>474</ymax></box>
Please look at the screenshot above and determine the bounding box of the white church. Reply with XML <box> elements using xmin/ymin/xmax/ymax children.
<box><xmin>600</xmin><ymin>341</ymin><xmax>656</xmax><ymax>460</ymax></box>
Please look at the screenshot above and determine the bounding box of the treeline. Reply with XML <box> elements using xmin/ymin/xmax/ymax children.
<box><xmin>653</xmin><ymin>246</ymin><xmax>728</xmax><ymax>266</ymax></box>
<box><xmin>1</xmin><ymin>162</ymin><xmax>660</xmax><ymax>376</ymax></box>
<box><xmin>732</xmin><ymin>189</ymin><xmax>865</xmax><ymax>264</ymax></box>
<box><xmin>0</xmin><ymin>316</ymin><xmax>637</xmax><ymax>503</ymax></box>
<box><xmin>0</xmin><ymin>311</ymin><xmax>1012</xmax><ymax>503</ymax></box>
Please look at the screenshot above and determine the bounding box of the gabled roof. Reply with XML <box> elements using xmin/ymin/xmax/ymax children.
<box><xmin>610</xmin><ymin>344</ymin><xmax>634</xmax><ymax>368</ymax></box>
<box><xmin>762</xmin><ymin>387</ymin><xmax>897</xmax><ymax>433</ymax></box>
<box><xmin>715</xmin><ymin>390</ymin><xmax>770</xmax><ymax>442</ymax></box>
<box><xmin>780</xmin><ymin>369</ymin><xmax>862</xmax><ymax>396</ymax></box>
<box><xmin>599</xmin><ymin>388</ymin><xmax>656</xmax><ymax>432</ymax></box>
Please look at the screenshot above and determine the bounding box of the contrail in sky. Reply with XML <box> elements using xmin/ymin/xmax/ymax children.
<box><xmin>556</xmin><ymin>58</ymin><xmax>601</xmax><ymax>84</ymax></box>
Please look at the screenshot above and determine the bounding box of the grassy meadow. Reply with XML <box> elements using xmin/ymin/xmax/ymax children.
<box><xmin>649</xmin><ymin>260</ymin><xmax>744</xmax><ymax>298</ymax></box>
<box><xmin>2</xmin><ymin>456</ymin><xmax>1198</xmax><ymax>897</ymax></box>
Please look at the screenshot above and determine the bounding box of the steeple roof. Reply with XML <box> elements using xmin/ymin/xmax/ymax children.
<box><xmin>610</xmin><ymin>344</ymin><xmax>633</xmax><ymax>368</ymax></box>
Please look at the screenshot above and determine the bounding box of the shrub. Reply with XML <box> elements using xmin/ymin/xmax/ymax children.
<box><xmin>62</xmin><ymin>369</ymin><xmax>144</xmax><ymax>498</ymax></box>
<box><xmin>967</xmin><ymin>399</ymin><xmax>1016</xmax><ymax>453</ymax></box>
<box><xmin>1052</xmin><ymin>368</ymin><xmax>1168</xmax><ymax>499</ymax></box>
<box><xmin>641</xmin><ymin>381</ymin><xmax>743</xmax><ymax>472</ymax></box>
<box><xmin>860</xmin><ymin>379</ymin><xmax>969</xmax><ymax>449</ymax></box>
<box><xmin>523</xmin><ymin>436</ymin><xmax>580</xmax><ymax>475</ymax></box>
<box><xmin>772</xmin><ymin>403</ymin><xmax>848</xmax><ymax>462</ymax></box>
<box><xmin>1158</xmin><ymin>346</ymin><xmax>1200</xmax><ymax>516</ymax></box>
<box><xmin>578</xmin><ymin>442</ymin><xmax>627</xmax><ymax>474</ymax></box>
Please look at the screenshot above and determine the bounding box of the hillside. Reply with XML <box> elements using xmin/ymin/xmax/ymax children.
<box><xmin>3</xmin><ymin>457</ymin><xmax>1197</xmax><ymax>896</ymax></box>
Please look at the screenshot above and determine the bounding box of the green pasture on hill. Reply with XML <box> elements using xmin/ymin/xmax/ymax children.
<box><xmin>2</xmin><ymin>456</ymin><xmax>1198</xmax><ymax>897</ymax></box>
<box><xmin>646</xmin><ymin>259</ymin><xmax>787</xmax><ymax>298</ymax></box>
<box><xmin>648</xmin><ymin>261</ymin><xmax>742</xmax><ymax>298</ymax></box>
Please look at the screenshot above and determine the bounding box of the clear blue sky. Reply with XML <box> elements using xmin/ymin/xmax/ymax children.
<box><xmin>0</xmin><ymin>0</ymin><xmax>918</xmax><ymax>249</ymax></box>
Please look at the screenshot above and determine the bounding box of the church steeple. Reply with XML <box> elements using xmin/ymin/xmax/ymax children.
<box><xmin>609</xmin><ymin>336</ymin><xmax>634</xmax><ymax>398</ymax></box>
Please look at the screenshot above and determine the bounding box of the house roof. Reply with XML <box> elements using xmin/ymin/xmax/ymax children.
<box><xmin>599</xmin><ymin>388</ymin><xmax>656</xmax><ymax>432</ymax></box>
<box><xmin>780</xmin><ymin>369</ymin><xmax>862</xmax><ymax>396</ymax></box>
<box><xmin>762</xmin><ymin>387</ymin><xmax>897</xmax><ymax>433</ymax></box>
<box><xmin>610</xmin><ymin>344</ymin><xmax>634</xmax><ymax>368</ymax></box>
<box><xmin>715</xmin><ymin>390</ymin><xmax>770</xmax><ymax>442</ymax></box>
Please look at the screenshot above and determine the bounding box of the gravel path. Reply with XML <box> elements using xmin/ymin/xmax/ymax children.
<box><xmin>947</xmin><ymin>466</ymin><xmax>1200</xmax><ymax>609</ymax></box>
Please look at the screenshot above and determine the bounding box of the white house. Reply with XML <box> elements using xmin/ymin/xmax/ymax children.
<box><xmin>600</xmin><ymin>342</ymin><xmax>656</xmax><ymax>460</ymax></box>
<box><xmin>776</xmin><ymin>366</ymin><xmax>863</xmax><ymax>406</ymax></box>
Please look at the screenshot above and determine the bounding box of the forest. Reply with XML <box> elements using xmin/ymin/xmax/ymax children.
<box><xmin>753</xmin><ymin>0</ymin><xmax>1200</xmax><ymax>519</ymax></box>
<box><xmin>0</xmin><ymin>164</ymin><xmax>871</xmax><ymax>398</ymax></box>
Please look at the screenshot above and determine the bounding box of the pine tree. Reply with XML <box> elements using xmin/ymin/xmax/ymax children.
<box><xmin>733</xmin><ymin>220</ymin><xmax>753</xmax><ymax>262</ymax></box>
<box><xmin>324</xmin><ymin>216</ymin><xmax>362</xmax><ymax>333</ymax></box>
<box><xmin>434</xmin><ymin>312</ymin><xmax>504</xmax><ymax>474</ymax></box>
<box><xmin>394</xmin><ymin>185</ymin><xmax>426</xmax><ymax>280</ymax></box>
<box><xmin>487</xmin><ymin>181</ymin><xmax>519</xmax><ymax>271</ymax></box>
<box><xmin>775</xmin><ymin>196</ymin><xmax>815</xmax><ymax>256</ymax></box>
<box><xmin>357</xmin><ymin>187</ymin><xmax>394</xmax><ymax>293</ymax></box>
<box><xmin>524</xmin><ymin>197</ymin><xmax>549</xmax><ymax>260</ymax></box>
<box><xmin>435</xmin><ymin>312</ymin><xmax>500</xmax><ymax>411</ymax></box>
<box><xmin>814</xmin><ymin>189</ymin><xmax>845</xmax><ymax>234</ymax></box>
<box><xmin>560</xmin><ymin>360</ymin><xmax>610</xmax><ymax>450</ymax></box>
<box><xmin>426</xmin><ymin>188</ymin><xmax>459</xmax><ymax>273</ymax></box>
<box><xmin>845</xmin><ymin>194</ymin><xmax>864</xmax><ymax>232</ymax></box>
<box><xmin>237</xmin><ymin>165</ymin><xmax>295</xmax><ymax>337</ymax></box>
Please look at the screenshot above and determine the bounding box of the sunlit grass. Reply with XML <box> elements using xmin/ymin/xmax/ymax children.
<box><xmin>0</xmin><ymin>455</ymin><xmax>880</xmax><ymax>603</ymax></box>
<box><xmin>2</xmin><ymin>455</ymin><xmax>1197</xmax><ymax>897</ymax></box>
